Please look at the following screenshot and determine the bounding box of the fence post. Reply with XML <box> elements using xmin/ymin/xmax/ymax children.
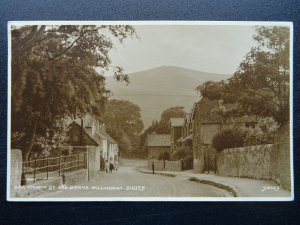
<box><xmin>46</xmin><ymin>157</ymin><xmax>49</xmax><ymax>180</ymax></box>
<box><xmin>61</xmin><ymin>155</ymin><xmax>64</xmax><ymax>174</ymax></box>
<box><xmin>59</xmin><ymin>156</ymin><xmax>61</xmax><ymax>176</ymax></box>
<box><xmin>33</xmin><ymin>159</ymin><xmax>36</xmax><ymax>183</ymax></box>
<box><xmin>84</xmin><ymin>152</ymin><xmax>86</xmax><ymax>169</ymax></box>
<box><xmin>78</xmin><ymin>154</ymin><xmax>80</xmax><ymax>169</ymax></box>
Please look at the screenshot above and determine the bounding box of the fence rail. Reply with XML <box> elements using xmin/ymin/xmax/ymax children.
<box><xmin>181</xmin><ymin>159</ymin><xmax>193</xmax><ymax>170</ymax></box>
<box><xmin>22</xmin><ymin>153</ymin><xmax>87</xmax><ymax>184</ymax></box>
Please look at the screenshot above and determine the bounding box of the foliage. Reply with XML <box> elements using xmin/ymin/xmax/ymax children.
<box><xmin>212</xmin><ymin>127</ymin><xmax>247</xmax><ymax>152</ymax></box>
<box><xmin>183</xmin><ymin>155</ymin><xmax>193</xmax><ymax>162</ymax></box>
<box><xmin>33</xmin><ymin>117</ymin><xmax>71</xmax><ymax>157</ymax></box>
<box><xmin>171</xmin><ymin>147</ymin><xmax>193</xmax><ymax>160</ymax></box>
<box><xmin>11</xmin><ymin>25</ymin><xmax>135</xmax><ymax>160</ymax></box>
<box><xmin>158</xmin><ymin>151</ymin><xmax>170</xmax><ymax>161</ymax></box>
<box><xmin>11</xmin><ymin>131</ymin><xmax>25</xmax><ymax>148</ymax></box>
<box><xmin>244</xmin><ymin>117</ymin><xmax>279</xmax><ymax>145</ymax></box>
<box><xmin>197</xmin><ymin>26</ymin><xmax>290</xmax><ymax>124</ymax></box>
<box><xmin>103</xmin><ymin>99</ymin><xmax>144</xmax><ymax>154</ymax></box>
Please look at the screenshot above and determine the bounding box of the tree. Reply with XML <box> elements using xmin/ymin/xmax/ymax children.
<box><xmin>197</xmin><ymin>26</ymin><xmax>290</xmax><ymax>124</ymax></box>
<box><xmin>33</xmin><ymin>117</ymin><xmax>72</xmax><ymax>157</ymax></box>
<box><xmin>11</xmin><ymin>25</ymin><xmax>135</xmax><ymax>161</ymax></box>
<box><xmin>102</xmin><ymin>99</ymin><xmax>144</xmax><ymax>154</ymax></box>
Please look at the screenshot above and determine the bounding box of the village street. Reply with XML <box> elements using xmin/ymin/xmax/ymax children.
<box><xmin>41</xmin><ymin>159</ymin><xmax>230</xmax><ymax>198</ymax></box>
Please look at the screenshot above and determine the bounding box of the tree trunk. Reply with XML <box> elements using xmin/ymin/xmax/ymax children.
<box><xmin>215</xmin><ymin>153</ymin><xmax>217</xmax><ymax>175</ymax></box>
<box><xmin>23</xmin><ymin>119</ymin><xmax>38</xmax><ymax>162</ymax></box>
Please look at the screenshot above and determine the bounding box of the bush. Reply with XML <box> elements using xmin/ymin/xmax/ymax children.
<box><xmin>183</xmin><ymin>154</ymin><xmax>193</xmax><ymax>162</ymax></box>
<box><xmin>244</xmin><ymin>117</ymin><xmax>279</xmax><ymax>145</ymax></box>
<box><xmin>171</xmin><ymin>147</ymin><xmax>193</xmax><ymax>160</ymax></box>
<box><xmin>212</xmin><ymin>127</ymin><xmax>246</xmax><ymax>152</ymax></box>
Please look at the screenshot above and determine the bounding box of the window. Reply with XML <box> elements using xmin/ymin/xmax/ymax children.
<box><xmin>245</xmin><ymin>122</ymin><xmax>256</xmax><ymax>128</ymax></box>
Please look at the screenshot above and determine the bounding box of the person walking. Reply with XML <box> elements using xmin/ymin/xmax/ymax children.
<box><xmin>152</xmin><ymin>161</ymin><xmax>155</xmax><ymax>174</ymax></box>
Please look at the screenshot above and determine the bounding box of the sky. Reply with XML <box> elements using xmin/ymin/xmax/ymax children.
<box><xmin>106</xmin><ymin>25</ymin><xmax>257</xmax><ymax>76</ymax></box>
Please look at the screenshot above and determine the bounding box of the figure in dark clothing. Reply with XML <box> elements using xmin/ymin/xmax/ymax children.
<box><xmin>109</xmin><ymin>162</ymin><xmax>114</xmax><ymax>173</ymax></box>
<box><xmin>100</xmin><ymin>156</ymin><xmax>105</xmax><ymax>171</ymax></box>
<box><xmin>152</xmin><ymin>161</ymin><xmax>155</xmax><ymax>174</ymax></box>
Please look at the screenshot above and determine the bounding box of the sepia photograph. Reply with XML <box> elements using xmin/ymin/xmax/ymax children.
<box><xmin>7</xmin><ymin>21</ymin><xmax>293</xmax><ymax>201</ymax></box>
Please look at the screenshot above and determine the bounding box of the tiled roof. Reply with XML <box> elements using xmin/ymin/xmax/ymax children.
<box><xmin>170</xmin><ymin>117</ymin><xmax>185</xmax><ymax>127</ymax></box>
<box><xmin>102</xmin><ymin>132</ymin><xmax>117</xmax><ymax>144</ymax></box>
<box><xmin>147</xmin><ymin>134</ymin><xmax>171</xmax><ymax>147</ymax></box>
<box><xmin>72</xmin><ymin>116</ymin><xmax>117</xmax><ymax>144</ymax></box>
<box><xmin>69</xmin><ymin>122</ymin><xmax>100</xmax><ymax>145</ymax></box>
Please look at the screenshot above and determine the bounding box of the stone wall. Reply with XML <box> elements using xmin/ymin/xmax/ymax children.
<box><xmin>148</xmin><ymin>159</ymin><xmax>182</xmax><ymax>171</ymax></box>
<box><xmin>271</xmin><ymin>124</ymin><xmax>291</xmax><ymax>191</ymax></box>
<box><xmin>217</xmin><ymin>145</ymin><xmax>273</xmax><ymax>179</ymax></box>
<box><xmin>10</xmin><ymin>149</ymin><xmax>23</xmax><ymax>193</ymax></box>
<box><xmin>165</xmin><ymin>160</ymin><xmax>182</xmax><ymax>171</ymax></box>
<box><xmin>148</xmin><ymin>159</ymin><xmax>164</xmax><ymax>171</ymax></box>
<box><xmin>217</xmin><ymin>123</ymin><xmax>292</xmax><ymax>191</ymax></box>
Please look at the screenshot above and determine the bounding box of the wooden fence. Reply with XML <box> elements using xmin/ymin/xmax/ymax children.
<box><xmin>22</xmin><ymin>153</ymin><xmax>87</xmax><ymax>184</ymax></box>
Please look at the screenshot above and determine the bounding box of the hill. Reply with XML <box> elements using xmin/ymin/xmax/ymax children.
<box><xmin>105</xmin><ymin>66</ymin><xmax>231</xmax><ymax>129</ymax></box>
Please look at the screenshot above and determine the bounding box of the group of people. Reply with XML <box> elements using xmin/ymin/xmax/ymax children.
<box><xmin>100</xmin><ymin>156</ymin><xmax>118</xmax><ymax>173</ymax></box>
<box><xmin>105</xmin><ymin>160</ymin><xmax>115</xmax><ymax>173</ymax></box>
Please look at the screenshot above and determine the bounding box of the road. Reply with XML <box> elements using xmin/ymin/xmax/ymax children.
<box><xmin>41</xmin><ymin>159</ymin><xmax>230</xmax><ymax>198</ymax></box>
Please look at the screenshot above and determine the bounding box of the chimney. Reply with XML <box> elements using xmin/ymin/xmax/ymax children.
<box><xmin>85</xmin><ymin>120</ymin><xmax>95</xmax><ymax>136</ymax></box>
<box><xmin>98</xmin><ymin>123</ymin><xmax>106</xmax><ymax>133</ymax></box>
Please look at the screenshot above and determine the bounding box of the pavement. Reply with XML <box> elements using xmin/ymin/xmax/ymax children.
<box><xmin>139</xmin><ymin>167</ymin><xmax>292</xmax><ymax>198</ymax></box>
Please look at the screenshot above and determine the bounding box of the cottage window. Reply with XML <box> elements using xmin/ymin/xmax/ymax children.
<box><xmin>245</xmin><ymin>122</ymin><xmax>256</xmax><ymax>128</ymax></box>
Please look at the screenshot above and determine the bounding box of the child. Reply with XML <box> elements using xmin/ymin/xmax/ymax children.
<box><xmin>109</xmin><ymin>161</ymin><xmax>114</xmax><ymax>173</ymax></box>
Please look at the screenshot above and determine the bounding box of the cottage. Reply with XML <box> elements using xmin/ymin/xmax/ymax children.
<box><xmin>147</xmin><ymin>133</ymin><xmax>171</xmax><ymax>159</ymax></box>
<box><xmin>169</xmin><ymin>117</ymin><xmax>185</xmax><ymax>150</ymax></box>
<box><xmin>68</xmin><ymin>114</ymin><xmax>119</xmax><ymax>171</ymax></box>
<box><xmin>192</xmin><ymin>98</ymin><xmax>222</xmax><ymax>173</ymax></box>
<box><xmin>178</xmin><ymin>113</ymin><xmax>193</xmax><ymax>149</ymax></box>
<box><xmin>192</xmin><ymin>97</ymin><xmax>259</xmax><ymax>173</ymax></box>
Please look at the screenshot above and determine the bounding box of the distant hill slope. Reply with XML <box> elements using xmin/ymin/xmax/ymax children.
<box><xmin>106</xmin><ymin>66</ymin><xmax>231</xmax><ymax>129</ymax></box>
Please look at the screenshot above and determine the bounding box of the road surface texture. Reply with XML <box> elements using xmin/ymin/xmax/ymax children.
<box><xmin>41</xmin><ymin>159</ymin><xmax>231</xmax><ymax>198</ymax></box>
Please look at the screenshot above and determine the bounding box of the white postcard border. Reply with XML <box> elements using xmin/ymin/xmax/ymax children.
<box><xmin>7</xmin><ymin>20</ymin><xmax>294</xmax><ymax>202</ymax></box>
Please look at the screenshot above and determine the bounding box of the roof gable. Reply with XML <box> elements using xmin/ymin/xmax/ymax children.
<box><xmin>69</xmin><ymin>122</ymin><xmax>99</xmax><ymax>146</ymax></box>
<box><xmin>170</xmin><ymin>117</ymin><xmax>184</xmax><ymax>127</ymax></box>
<box><xmin>147</xmin><ymin>134</ymin><xmax>171</xmax><ymax>147</ymax></box>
